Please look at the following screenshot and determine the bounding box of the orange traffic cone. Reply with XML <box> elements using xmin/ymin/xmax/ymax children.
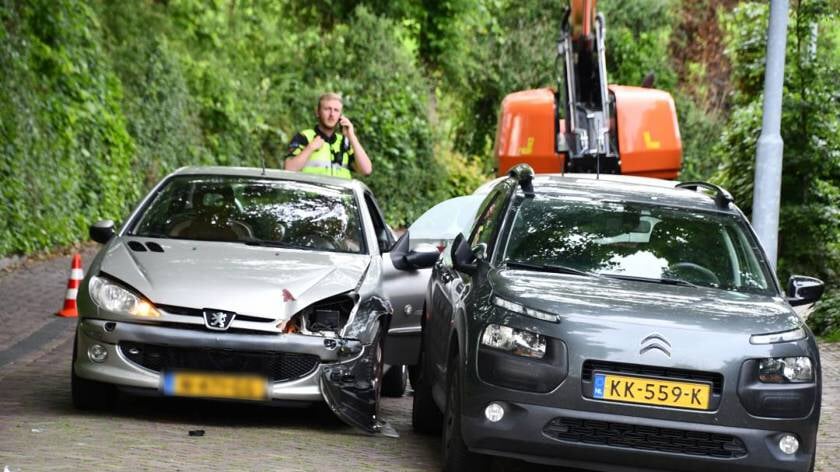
<box><xmin>57</xmin><ymin>253</ymin><xmax>83</xmax><ymax>318</ymax></box>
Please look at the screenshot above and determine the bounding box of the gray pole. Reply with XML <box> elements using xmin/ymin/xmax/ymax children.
<box><xmin>752</xmin><ymin>0</ymin><xmax>789</xmax><ymax>269</ymax></box>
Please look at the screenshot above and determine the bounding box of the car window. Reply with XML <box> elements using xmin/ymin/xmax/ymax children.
<box><xmin>364</xmin><ymin>193</ymin><xmax>393</xmax><ymax>253</ymax></box>
<box><xmin>500</xmin><ymin>194</ymin><xmax>774</xmax><ymax>295</ymax></box>
<box><xmin>468</xmin><ymin>189</ymin><xmax>509</xmax><ymax>257</ymax></box>
<box><xmin>408</xmin><ymin>196</ymin><xmax>484</xmax><ymax>242</ymax></box>
<box><xmin>130</xmin><ymin>175</ymin><xmax>366</xmax><ymax>254</ymax></box>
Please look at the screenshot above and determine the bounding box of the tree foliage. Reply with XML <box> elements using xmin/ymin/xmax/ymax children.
<box><xmin>0</xmin><ymin>0</ymin><xmax>838</xmax><ymax>338</ymax></box>
<box><xmin>712</xmin><ymin>0</ymin><xmax>840</xmax><ymax>334</ymax></box>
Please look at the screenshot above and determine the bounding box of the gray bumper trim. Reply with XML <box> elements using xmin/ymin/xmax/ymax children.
<box><xmin>79</xmin><ymin>319</ymin><xmax>362</xmax><ymax>361</ymax></box>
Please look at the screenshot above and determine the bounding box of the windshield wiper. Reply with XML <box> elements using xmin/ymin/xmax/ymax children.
<box><xmin>603</xmin><ymin>274</ymin><xmax>698</xmax><ymax>288</ymax></box>
<box><xmin>505</xmin><ymin>260</ymin><xmax>597</xmax><ymax>277</ymax></box>
<box><xmin>243</xmin><ymin>239</ymin><xmax>307</xmax><ymax>250</ymax></box>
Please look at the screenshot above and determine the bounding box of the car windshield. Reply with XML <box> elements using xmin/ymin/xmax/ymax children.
<box><xmin>130</xmin><ymin>175</ymin><xmax>365</xmax><ymax>254</ymax></box>
<box><xmin>409</xmin><ymin>196</ymin><xmax>484</xmax><ymax>242</ymax></box>
<box><xmin>501</xmin><ymin>194</ymin><xmax>774</xmax><ymax>295</ymax></box>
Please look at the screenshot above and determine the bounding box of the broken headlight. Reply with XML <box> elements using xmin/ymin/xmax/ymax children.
<box><xmin>285</xmin><ymin>293</ymin><xmax>357</xmax><ymax>336</ymax></box>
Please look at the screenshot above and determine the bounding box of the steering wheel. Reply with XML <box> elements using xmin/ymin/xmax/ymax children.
<box><xmin>303</xmin><ymin>234</ymin><xmax>338</xmax><ymax>250</ymax></box>
<box><xmin>667</xmin><ymin>262</ymin><xmax>720</xmax><ymax>286</ymax></box>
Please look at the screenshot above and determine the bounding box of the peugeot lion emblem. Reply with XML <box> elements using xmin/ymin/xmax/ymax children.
<box><xmin>203</xmin><ymin>309</ymin><xmax>236</xmax><ymax>331</ymax></box>
<box><xmin>639</xmin><ymin>333</ymin><xmax>671</xmax><ymax>358</ymax></box>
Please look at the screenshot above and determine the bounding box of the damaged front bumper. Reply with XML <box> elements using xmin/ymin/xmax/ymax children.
<box><xmin>75</xmin><ymin>319</ymin><xmax>386</xmax><ymax>433</ymax></box>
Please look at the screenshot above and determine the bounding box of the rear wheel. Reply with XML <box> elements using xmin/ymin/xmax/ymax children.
<box><xmin>442</xmin><ymin>354</ymin><xmax>488</xmax><ymax>471</ymax></box>
<box><xmin>71</xmin><ymin>336</ymin><xmax>116</xmax><ymax>410</ymax></box>
<box><xmin>381</xmin><ymin>364</ymin><xmax>408</xmax><ymax>397</ymax></box>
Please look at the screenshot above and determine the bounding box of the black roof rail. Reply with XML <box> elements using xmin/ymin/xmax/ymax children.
<box><xmin>676</xmin><ymin>181</ymin><xmax>734</xmax><ymax>209</ymax></box>
<box><xmin>507</xmin><ymin>164</ymin><xmax>535</xmax><ymax>198</ymax></box>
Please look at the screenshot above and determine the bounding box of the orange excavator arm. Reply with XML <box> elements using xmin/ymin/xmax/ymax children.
<box><xmin>494</xmin><ymin>0</ymin><xmax>682</xmax><ymax>179</ymax></box>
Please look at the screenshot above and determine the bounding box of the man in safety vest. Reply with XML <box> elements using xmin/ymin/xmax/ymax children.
<box><xmin>284</xmin><ymin>93</ymin><xmax>372</xmax><ymax>178</ymax></box>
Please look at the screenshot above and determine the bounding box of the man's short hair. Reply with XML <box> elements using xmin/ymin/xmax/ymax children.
<box><xmin>317</xmin><ymin>93</ymin><xmax>343</xmax><ymax>109</ymax></box>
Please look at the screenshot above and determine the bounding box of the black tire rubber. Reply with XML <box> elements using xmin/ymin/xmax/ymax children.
<box><xmin>381</xmin><ymin>364</ymin><xmax>408</xmax><ymax>397</ymax></box>
<box><xmin>71</xmin><ymin>336</ymin><xmax>117</xmax><ymax>410</ymax></box>
<box><xmin>412</xmin><ymin>350</ymin><xmax>443</xmax><ymax>434</ymax></box>
<box><xmin>442</xmin><ymin>354</ymin><xmax>488</xmax><ymax>472</ymax></box>
<box><xmin>408</xmin><ymin>365</ymin><xmax>420</xmax><ymax>391</ymax></box>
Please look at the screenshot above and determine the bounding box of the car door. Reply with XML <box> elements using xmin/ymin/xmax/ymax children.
<box><xmin>381</xmin><ymin>196</ymin><xmax>484</xmax><ymax>367</ymax></box>
<box><xmin>430</xmin><ymin>186</ymin><xmax>512</xmax><ymax>383</ymax></box>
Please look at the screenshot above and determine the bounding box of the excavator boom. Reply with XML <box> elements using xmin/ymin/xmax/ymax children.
<box><xmin>494</xmin><ymin>0</ymin><xmax>682</xmax><ymax>178</ymax></box>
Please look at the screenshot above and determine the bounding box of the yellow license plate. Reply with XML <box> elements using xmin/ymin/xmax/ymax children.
<box><xmin>163</xmin><ymin>371</ymin><xmax>267</xmax><ymax>401</ymax></box>
<box><xmin>593</xmin><ymin>373</ymin><xmax>711</xmax><ymax>410</ymax></box>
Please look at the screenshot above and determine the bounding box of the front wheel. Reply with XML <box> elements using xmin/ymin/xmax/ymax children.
<box><xmin>381</xmin><ymin>364</ymin><xmax>408</xmax><ymax>397</ymax></box>
<box><xmin>412</xmin><ymin>350</ymin><xmax>442</xmax><ymax>434</ymax></box>
<box><xmin>442</xmin><ymin>355</ymin><xmax>488</xmax><ymax>471</ymax></box>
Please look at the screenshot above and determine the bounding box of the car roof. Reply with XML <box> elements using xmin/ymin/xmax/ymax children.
<box><xmin>170</xmin><ymin>166</ymin><xmax>372</xmax><ymax>193</ymax></box>
<box><xmin>477</xmin><ymin>173</ymin><xmax>738</xmax><ymax>214</ymax></box>
<box><xmin>539</xmin><ymin>174</ymin><xmax>736</xmax><ymax>212</ymax></box>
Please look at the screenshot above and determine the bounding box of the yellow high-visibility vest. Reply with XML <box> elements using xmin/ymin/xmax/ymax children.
<box><xmin>286</xmin><ymin>128</ymin><xmax>353</xmax><ymax>179</ymax></box>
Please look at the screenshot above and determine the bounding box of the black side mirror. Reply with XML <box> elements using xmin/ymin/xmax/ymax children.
<box><xmin>406</xmin><ymin>250</ymin><xmax>439</xmax><ymax>269</ymax></box>
<box><xmin>90</xmin><ymin>220</ymin><xmax>115</xmax><ymax>244</ymax></box>
<box><xmin>451</xmin><ymin>233</ymin><xmax>477</xmax><ymax>275</ymax></box>
<box><xmin>786</xmin><ymin>275</ymin><xmax>825</xmax><ymax>307</ymax></box>
<box><xmin>390</xmin><ymin>231</ymin><xmax>437</xmax><ymax>271</ymax></box>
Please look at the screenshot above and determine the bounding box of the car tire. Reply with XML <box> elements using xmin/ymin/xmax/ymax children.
<box><xmin>71</xmin><ymin>337</ymin><xmax>116</xmax><ymax>410</ymax></box>
<box><xmin>381</xmin><ymin>364</ymin><xmax>408</xmax><ymax>397</ymax></box>
<box><xmin>412</xmin><ymin>350</ymin><xmax>442</xmax><ymax>434</ymax></box>
<box><xmin>408</xmin><ymin>365</ymin><xmax>419</xmax><ymax>390</ymax></box>
<box><xmin>442</xmin><ymin>354</ymin><xmax>488</xmax><ymax>471</ymax></box>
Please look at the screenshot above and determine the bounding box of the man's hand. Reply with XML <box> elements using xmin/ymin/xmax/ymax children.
<box><xmin>307</xmin><ymin>135</ymin><xmax>325</xmax><ymax>151</ymax></box>
<box><xmin>339</xmin><ymin>116</ymin><xmax>355</xmax><ymax>137</ymax></box>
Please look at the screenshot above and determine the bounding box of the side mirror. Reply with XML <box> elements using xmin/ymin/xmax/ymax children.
<box><xmin>390</xmin><ymin>231</ymin><xmax>438</xmax><ymax>271</ymax></box>
<box><xmin>406</xmin><ymin>250</ymin><xmax>439</xmax><ymax>269</ymax></box>
<box><xmin>451</xmin><ymin>233</ymin><xmax>477</xmax><ymax>275</ymax></box>
<box><xmin>90</xmin><ymin>220</ymin><xmax>115</xmax><ymax>244</ymax></box>
<box><xmin>786</xmin><ymin>275</ymin><xmax>825</xmax><ymax>307</ymax></box>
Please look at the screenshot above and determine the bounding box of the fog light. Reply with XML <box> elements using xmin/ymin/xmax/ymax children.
<box><xmin>484</xmin><ymin>402</ymin><xmax>505</xmax><ymax>422</ymax></box>
<box><xmin>778</xmin><ymin>434</ymin><xmax>799</xmax><ymax>455</ymax></box>
<box><xmin>88</xmin><ymin>344</ymin><xmax>108</xmax><ymax>363</ymax></box>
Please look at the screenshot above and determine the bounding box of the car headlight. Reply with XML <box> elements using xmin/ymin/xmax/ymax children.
<box><xmin>492</xmin><ymin>296</ymin><xmax>558</xmax><ymax>322</ymax></box>
<box><xmin>89</xmin><ymin>275</ymin><xmax>160</xmax><ymax>318</ymax></box>
<box><xmin>481</xmin><ymin>324</ymin><xmax>546</xmax><ymax>359</ymax></box>
<box><xmin>749</xmin><ymin>327</ymin><xmax>806</xmax><ymax>345</ymax></box>
<box><xmin>758</xmin><ymin>357</ymin><xmax>813</xmax><ymax>383</ymax></box>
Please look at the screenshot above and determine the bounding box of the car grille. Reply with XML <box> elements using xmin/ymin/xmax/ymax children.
<box><xmin>119</xmin><ymin>342</ymin><xmax>319</xmax><ymax>382</ymax></box>
<box><xmin>157</xmin><ymin>305</ymin><xmax>271</xmax><ymax>323</ymax></box>
<box><xmin>543</xmin><ymin>417</ymin><xmax>748</xmax><ymax>459</ymax></box>
<box><xmin>582</xmin><ymin>360</ymin><xmax>724</xmax><ymax>395</ymax></box>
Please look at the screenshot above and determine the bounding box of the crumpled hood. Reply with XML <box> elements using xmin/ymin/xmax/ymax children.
<box><xmin>491</xmin><ymin>269</ymin><xmax>800</xmax><ymax>335</ymax></box>
<box><xmin>98</xmin><ymin>238</ymin><xmax>370</xmax><ymax>320</ymax></box>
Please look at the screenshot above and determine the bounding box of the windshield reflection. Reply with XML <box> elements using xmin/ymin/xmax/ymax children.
<box><xmin>501</xmin><ymin>196</ymin><xmax>773</xmax><ymax>296</ymax></box>
<box><xmin>131</xmin><ymin>176</ymin><xmax>365</xmax><ymax>254</ymax></box>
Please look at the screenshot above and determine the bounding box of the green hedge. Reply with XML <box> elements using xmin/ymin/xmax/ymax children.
<box><xmin>1</xmin><ymin>0</ymin><xmax>135</xmax><ymax>255</ymax></box>
<box><xmin>712</xmin><ymin>2</ymin><xmax>840</xmax><ymax>336</ymax></box>
<box><xmin>0</xmin><ymin>0</ymin><xmax>451</xmax><ymax>257</ymax></box>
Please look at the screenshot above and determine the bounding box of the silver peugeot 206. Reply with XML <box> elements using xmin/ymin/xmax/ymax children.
<box><xmin>71</xmin><ymin>166</ymin><xmax>438</xmax><ymax>433</ymax></box>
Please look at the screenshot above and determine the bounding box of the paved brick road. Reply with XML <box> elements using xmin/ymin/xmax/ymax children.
<box><xmin>0</xmin><ymin>251</ymin><xmax>837</xmax><ymax>471</ymax></box>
